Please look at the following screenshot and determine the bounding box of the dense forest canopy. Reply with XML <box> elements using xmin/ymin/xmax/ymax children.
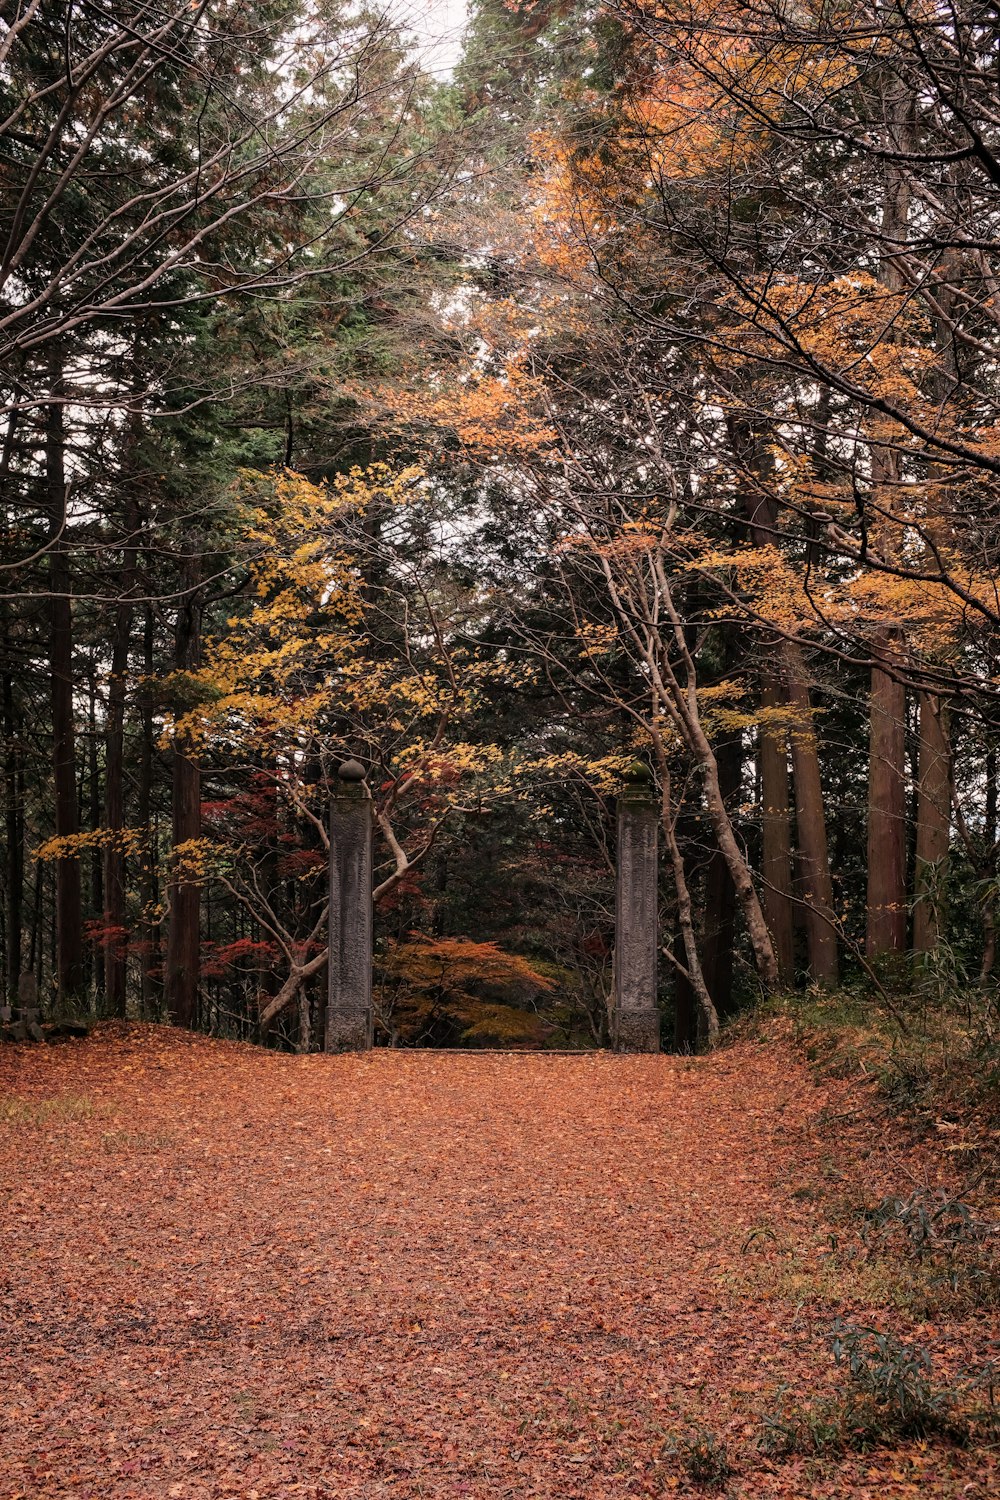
<box><xmin>4</xmin><ymin>0</ymin><xmax>1000</xmax><ymax>1051</ymax></box>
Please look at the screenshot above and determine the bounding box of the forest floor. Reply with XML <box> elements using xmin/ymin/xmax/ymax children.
<box><xmin>1</xmin><ymin>1026</ymin><xmax>998</xmax><ymax>1500</ymax></box>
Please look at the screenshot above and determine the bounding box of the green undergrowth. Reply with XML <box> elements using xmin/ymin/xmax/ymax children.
<box><xmin>671</xmin><ymin>1324</ymin><xmax>1000</xmax><ymax>1487</ymax></box>
<box><xmin>747</xmin><ymin>983</ymin><xmax>1000</xmax><ymax>1154</ymax></box>
<box><xmin>729</xmin><ymin>986</ymin><xmax>1000</xmax><ymax>1324</ymax></box>
<box><xmin>721</xmin><ymin>1244</ymin><xmax>950</xmax><ymax>1319</ymax></box>
<box><xmin>655</xmin><ymin>1320</ymin><xmax>999</xmax><ymax>1488</ymax></box>
<box><xmin>0</xmin><ymin>1093</ymin><xmax>97</xmax><ymax>1126</ymax></box>
<box><xmin>757</xmin><ymin>1321</ymin><xmax>1000</xmax><ymax>1461</ymax></box>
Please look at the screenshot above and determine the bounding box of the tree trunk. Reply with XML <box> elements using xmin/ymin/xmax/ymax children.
<box><xmin>260</xmin><ymin>947</ymin><xmax>330</xmax><ymax>1033</ymax></box>
<box><xmin>760</xmin><ymin>673</ymin><xmax>794</xmax><ymax>983</ymax></box>
<box><xmin>672</xmin><ymin>924</ymin><xmax>697</xmax><ymax>1052</ymax></box>
<box><xmin>103</xmin><ymin>601</ymin><xmax>133</xmax><ymax>1016</ymax></box>
<box><xmin>601</xmin><ymin>548</ymin><xmax>779</xmax><ymax>987</ymax></box>
<box><xmin>723</xmin><ymin>426</ymin><xmax>787</xmax><ymax>989</ymax></box>
<box><xmin>864</xmin><ymin>77</ymin><xmax>912</xmax><ymax>962</ymax></box>
<box><xmin>2</xmin><ymin>650</ymin><xmax>22</xmax><ymax>1002</ymax></box>
<box><xmin>661</xmin><ymin>787</ymin><xmax>717</xmax><ymax>1048</ymax></box>
<box><xmin>981</xmin><ymin>750</ymin><xmax>998</xmax><ymax>984</ymax></box>
<box><xmin>913</xmin><ymin>694</ymin><xmax>950</xmax><ymax>953</ymax></box>
<box><xmin>866</xmin><ymin>640</ymin><xmax>908</xmax><ymax>956</ymax></box>
<box><xmin>103</xmin><ymin>520</ymin><xmax>138</xmax><ymax>1017</ymax></box>
<box><xmin>784</xmin><ymin>644</ymin><xmax>838</xmax><ymax>985</ymax></box>
<box><xmin>164</xmin><ymin>583</ymin><xmax>201</xmax><ymax>1028</ymax></box>
<box><xmin>28</xmin><ymin>853</ymin><xmax>42</xmax><ymax>979</ymax></box>
<box><xmin>47</xmin><ymin>357</ymin><xmax>85</xmax><ymax>1005</ymax></box>
<box><xmin>137</xmin><ymin>602</ymin><xmax>160</xmax><ymax>1017</ymax></box>
<box><xmin>701</xmin><ymin>739</ymin><xmax>779</xmax><ymax>988</ymax></box>
<box><xmin>701</xmin><ymin>730</ymin><xmax>741</xmax><ymax>1017</ymax></box>
<box><xmin>298</xmin><ymin>987</ymin><xmax>311</xmax><ymax>1053</ymax></box>
<box><xmin>87</xmin><ymin>675</ymin><xmax>103</xmax><ymax>1001</ymax></box>
<box><xmin>661</xmin><ymin>802</ymin><xmax>718</xmax><ymax>1045</ymax></box>
<box><xmin>0</xmin><ymin>411</ymin><xmax>23</xmax><ymax>1002</ymax></box>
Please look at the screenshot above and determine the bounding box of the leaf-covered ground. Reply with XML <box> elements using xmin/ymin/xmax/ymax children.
<box><xmin>1</xmin><ymin>1026</ymin><xmax>997</xmax><ymax>1498</ymax></box>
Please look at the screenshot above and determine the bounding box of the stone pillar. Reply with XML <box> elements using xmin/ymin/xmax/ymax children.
<box><xmin>613</xmin><ymin>763</ymin><xmax>660</xmax><ymax>1052</ymax></box>
<box><xmin>2</xmin><ymin>973</ymin><xmax>43</xmax><ymax>1043</ymax></box>
<box><xmin>325</xmin><ymin>760</ymin><xmax>373</xmax><ymax>1052</ymax></box>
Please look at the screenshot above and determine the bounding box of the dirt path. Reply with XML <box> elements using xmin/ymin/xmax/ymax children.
<box><xmin>0</xmin><ymin>1027</ymin><xmax>995</xmax><ymax>1498</ymax></box>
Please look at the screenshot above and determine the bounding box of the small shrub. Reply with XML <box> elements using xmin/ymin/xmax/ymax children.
<box><xmin>668</xmin><ymin>1427</ymin><xmax>731</xmax><ymax>1487</ymax></box>
<box><xmin>858</xmin><ymin>1190</ymin><xmax>996</xmax><ymax>1307</ymax></box>
<box><xmin>962</xmin><ymin>1359</ymin><xmax>1000</xmax><ymax>1434</ymax></box>
<box><xmin>829</xmin><ymin>1320</ymin><xmax>949</xmax><ymax>1433</ymax></box>
<box><xmin>760</xmin><ymin>1322</ymin><xmax>980</xmax><ymax>1460</ymax></box>
<box><xmin>861</xmin><ymin>1189</ymin><xmax>985</xmax><ymax>1258</ymax></box>
<box><xmin>759</xmin><ymin>1389</ymin><xmax>868</xmax><ymax>1458</ymax></box>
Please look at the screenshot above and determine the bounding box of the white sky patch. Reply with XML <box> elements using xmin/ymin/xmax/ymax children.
<box><xmin>391</xmin><ymin>0</ymin><xmax>469</xmax><ymax>77</ymax></box>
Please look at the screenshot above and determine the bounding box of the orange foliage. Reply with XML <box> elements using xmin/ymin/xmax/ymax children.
<box><xmin>362</xmin><ymin>364</ymin><xmax>556</xmax><ymax>458</ymax></box>
<box><xmin>377</xmin><ymin>934</ymin><xmax>556</xmax><ymax>1045</ymax></box>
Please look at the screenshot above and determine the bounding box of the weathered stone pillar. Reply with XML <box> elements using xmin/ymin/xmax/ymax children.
<box><xmin>613</xmin><ymin>762</ymin><xmax>660</xmax><ymax>1052</ymax></box>
<box><xmin>2</xmin><ymin>973</ymin><xmax>43</xmax><ymax>1043</ymax></box>
<box><xmin>19</xmin><ymin>972</ymin><xmax>42</xmax><ymax>1040</ymax></box>
<box><xmin>325</xmin><ymin>759</ymin><xmax>373</xmax><ymax>1052</ymax></box>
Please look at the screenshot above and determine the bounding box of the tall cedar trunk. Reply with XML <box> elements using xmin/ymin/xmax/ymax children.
<box><xmin>913</xmin><ymin>694</ymin><xmax>951</xmax><ymax>952</ymax></box>
<box><xmin>982</xmin><ymin>750</ymin><xmax>998</xmax><ymax>984</ymax></box>
<box><xmin>137</xmin><ymin>602</ymin><xmax>159</xmax><ymax>1016</ymax></box>
<box><xmin>866</xmin><ymin>641</ymin><xmax>908</xmax><ymax>955</ymax></box>
<box><xmin>49</xmin><ymin>865</ymin><xmax>57</xmax><ymax>980</ymax></box>
<box><xmin>701</xmin><ymin>730</ymin><xmax>741</xmax><ymax>1017</ymax></box>
<box><xmin>0</xmin><ymin>412</ymin><xmax>22</xmax><ymax>999</ymax></box>
<box><xmin>2</xmin><ymin>649</ymin><xmax>22</xmax><ymax>1000</ymax></box>
<box><xmin>47</xmin><ymin>357</ymin><xmax>85</xmax><ymax>1003</ymax></box>
<box><xmin>728</xmin><ymin>413</ymin><xmax>837</xmax><ymax>985</ymax></box>
<box><xmin>87</xmin><ymin>677</ymin><xmax>103</xmax><ymax>999</ymax></box>
<box><xmin>103</xmin><ymin>604</ymin><xmax>133</xmax><ymax>1015</ymax></box>
<box><xmin>28</xmin><ymin>853</ymin><xmax>41</xmax><ymax>977</ymax></box>
<box><xmin>103</xmin><ymin>511</ymin><xmax>138</xmax><ymax>1017</ymax></box>
<box><xmin>760</xmin><ymin>673</ymin><xmax>795</xmax><ymax>982</ymax></box>
<box><xmin>727</xmin><ymin>433</ymin><xmax>788</xmax><ymax>988</ymax></box>
<box><xmin>165</xmin><ymin>584</ymin><xmax>201</xmax><ymax>1027</ymax></box>
<box><xmin>865</xmin><ymin>80</ymin><xmax>912</xmax><ymax>960</ymax></box>
<box><xmin>784</xmin><ymin>644</ymin><xmax>839</xmax><ymax>984</ymax></box>
<box><xmin>910</xmin><ymin>245</ymin><xmax>959</xmax><ymax>958</ymax></box>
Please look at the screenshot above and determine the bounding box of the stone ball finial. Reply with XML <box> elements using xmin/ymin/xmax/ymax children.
<box><xmin>623</xmin><ymin>759</ymin><xmax>652</xmax><ymax>785</ymax></box>
<box><xmin>338</xmin><ymin>758</ymin><xmax>367</xmax><ymax>783</ymax></box>
<box><xmin>620</xmin><ymin>759</ymin><xmax>655</xmax><ymax>805</ymax></box>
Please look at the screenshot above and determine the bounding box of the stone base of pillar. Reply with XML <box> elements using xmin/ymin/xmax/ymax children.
<box><xmin>615</xmin><ymin>1008</ymin><xmax>660</xmax><ymax>1053</ymax></box>
<box><xmin>325</xmin><ymin>1006</ymin><xmax>373</xmax><ymax>1052</ymax></box>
